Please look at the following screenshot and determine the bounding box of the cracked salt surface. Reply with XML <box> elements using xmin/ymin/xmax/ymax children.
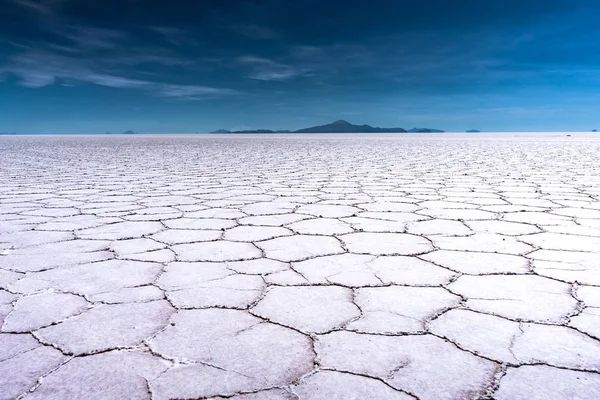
<box><xmin>1</xmin><ymin>133</ymin><xmax>600</xmax><ymax>399</ymax></box>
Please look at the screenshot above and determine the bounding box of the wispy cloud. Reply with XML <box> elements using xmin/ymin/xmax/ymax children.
<box><xmin>238</xmin><ymin>56</ymin><xmax>309</xmax><ymax>81</ymax></box>
<box><xmin>231</xmin><ymin>24</ymin><xmax>279</xmax><ymax>39</ymax></box>
<box><xmin>60</xmin><ymin>26</ymin><xmax>125</xmax><ymax>50</ymax></box>
<box><xmin>150</xmin><ymin>26</ymin><xmax>196</xmax><ymax>47</ymax></box>
<box><xmin>2</xmin><ymin>50</ymin><xmax>80</xmax><ymax>87</ymax></box>
<box><xmin>0</xmin><ymin>10</ymin><xmax>227</xmax><ymax>99</ymax></box>
<box><xmin>1</xmin><ymin>50</ymin><xmax>238</xmax><ymax>99</ymax></box>
<box><xmin>8</xmin><ymin>0</ymin><xmax>65</xmax><ymax>14</ymax></box>
<box><xmin>85</xmin><ymin>74</ymin><xmax>151</xmax><ymax>89</ymax></box>
<box><xmin>157</xmin><ymin>84</ymin><xmax>238</xmax><ymax>99</ymax></box>
<box><xmin>16</xmin><ymin>71</ymin><xmax>57</xmax><ymax>88</ymax></box>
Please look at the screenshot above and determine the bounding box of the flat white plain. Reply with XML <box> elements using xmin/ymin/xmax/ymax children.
<box><xmin>1</xmin><ymin>132</ymin><xmax>599</xmax><ymax>400</ymax></box>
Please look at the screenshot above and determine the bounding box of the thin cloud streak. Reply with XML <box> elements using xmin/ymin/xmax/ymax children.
<box><xmin>8</xmin><ymin>0</ymin><xmax>62</xmax><ymax>14</ymax></box>
<box><xmin>231</xmin><ymin>24</ymin><xmax>279</xmax><ymax>39</ymax></box>
<box><xmin>1</xmin><ymin>51</ymin><xmax>238</xmax><ymax>99</ymax></box>
<box><xmin>238</xmin><ymin>56</ymin><xmax>310</xmax><ymax>81</ymax></box>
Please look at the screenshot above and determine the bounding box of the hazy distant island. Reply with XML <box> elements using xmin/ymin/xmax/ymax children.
<box><xmin>211</xmin><ymin>120</ymin><xmax>444</xmax><ymax>134</ymax></box>
<box><xmin>466</xmin><ymin>129</ymin><xmax>481</xmax><ymax>133</ymax></box>
<box><xmin>407</xmin><ymin>128</ymin><xmax>445</xmax><ymax>133</ymax></box>
<box><xmin>296</xmin><ymin>120</ymin><xmax>410</xmax><ymax>133</ymax></box>
<box><xmin>232</xmin><ymin>129</ymin><xmax>292</xmax><ymax>134</ymax></box>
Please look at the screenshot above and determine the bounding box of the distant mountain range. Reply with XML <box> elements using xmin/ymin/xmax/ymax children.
<box><xmin>211</xmin><ymin>120</ymin><xmax>444</xmax><ymax>134</ymax></box>
<box><xmin>296</xmin><ymin>120</ymin><xmax>411</xmax><ymax>133</ymax></box>
<box><xmin>406</xmin><ymin>127</ymin><xmax>445</xmax><ymax>133</ymax></box>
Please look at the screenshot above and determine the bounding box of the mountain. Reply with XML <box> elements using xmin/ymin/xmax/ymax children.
<box><xmin>233</xmin><ymin>129</ymin><xmax>276</xmax><ymax>133</ymax></box>
<box><xmin>210</xmin><ymin>121</ymin><xmax>443</xmax><ymax>134</ymax></box>
<box><xmin>211</xmin><ymin>129</ymin><xmax>291</xmax><ymax>133</ymax></box>
<box><xmin>466</xmin><ymin>129</ymin><xmax>481</xmax><ymax>133</ymax></box>
<box><xmin>408</xmin><ymin>128</ymin><xmax>445</xmax><ymax>133</ymax></box>
<box><xmin>295</xmin><ymin>120</ymin><xmax>407</xmax><ymax>133</ymax></box>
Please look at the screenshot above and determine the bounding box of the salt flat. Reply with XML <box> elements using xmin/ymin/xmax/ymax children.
<box><xmin>1</xmin><ymin>133</ymin><xmax>600</xmax><ymax>399</ymax></box>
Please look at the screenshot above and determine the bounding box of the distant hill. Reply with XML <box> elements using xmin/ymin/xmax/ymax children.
<box><xmin>235</xmin><ymin>129</ymin><xmax>277</xmax><ymax>133</ymax></box>
<box><xmin>295</xmin><ymin>120</ymin><xmax>407</xmax><ymax>133</ymax></box>
<box><xmin>211</xmin><ymin>129</ymin><xmax>291</xmax><ymax>133</ymax></box>
<box><xmin>210</xmin><ymin>120</ymin><xmax>443</xmax><ymax>134</ymax></box>
<box><xmin>408</xmin><ymin>128</ymin><xmax>445</xmax><ymax>133</ymax></box>
<box><xmin>466</xmin><ymin>129</ymin><xmax>481</xmax><ymax>133</ymax></box>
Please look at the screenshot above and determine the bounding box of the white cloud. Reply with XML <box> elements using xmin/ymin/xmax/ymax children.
<box><xmin>2</xmin><ymin>50</ymin><xmax>238</xmax><ymax>100</ymax></box>
<box><xmin>157</xmin><ymin>84</ymin><xmax>239</xmax><ymax>99</ymax></box>
<box><xmin>8</xmin><ymin>0</ymin><xmax>60</xmax><ymax>14</ymax></box>
<box><xmin>19</xmin><ymin>72</ymin><xmax>57</xmax><ymax>88</ymax></box>
<box><xmin>238</xmin><ymin>55</ymin><xmax>309</xmax><ymax>81</ymax></box>
<box><xmin>86</xmin><ymin>74</ymin><xmax>151</xmax><ymax>88</ymax></box>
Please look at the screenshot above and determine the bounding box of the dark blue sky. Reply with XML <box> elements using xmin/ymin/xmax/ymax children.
<box><xmin>1</xmin><ymin>0</ymin><xmax>600</xmax><ymax>133</ymax></box>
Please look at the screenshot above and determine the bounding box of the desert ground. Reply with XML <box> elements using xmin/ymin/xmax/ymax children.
<box><xmin>1</xmin><ymin>133</ymin><xmax>599</xmax><ymax>399</ymax></box>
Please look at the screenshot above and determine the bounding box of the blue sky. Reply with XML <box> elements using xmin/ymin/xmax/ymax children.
<box><xmin>1</xmin><ymin>0</ymin><xmax>600</xmax><ymax>133</ymax></box>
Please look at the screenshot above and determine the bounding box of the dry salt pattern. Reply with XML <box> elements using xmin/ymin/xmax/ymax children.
<box><xmin>1</xmin><ymin>133</ymin><xmax>600</xmax><ymax>400</ymax></box>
